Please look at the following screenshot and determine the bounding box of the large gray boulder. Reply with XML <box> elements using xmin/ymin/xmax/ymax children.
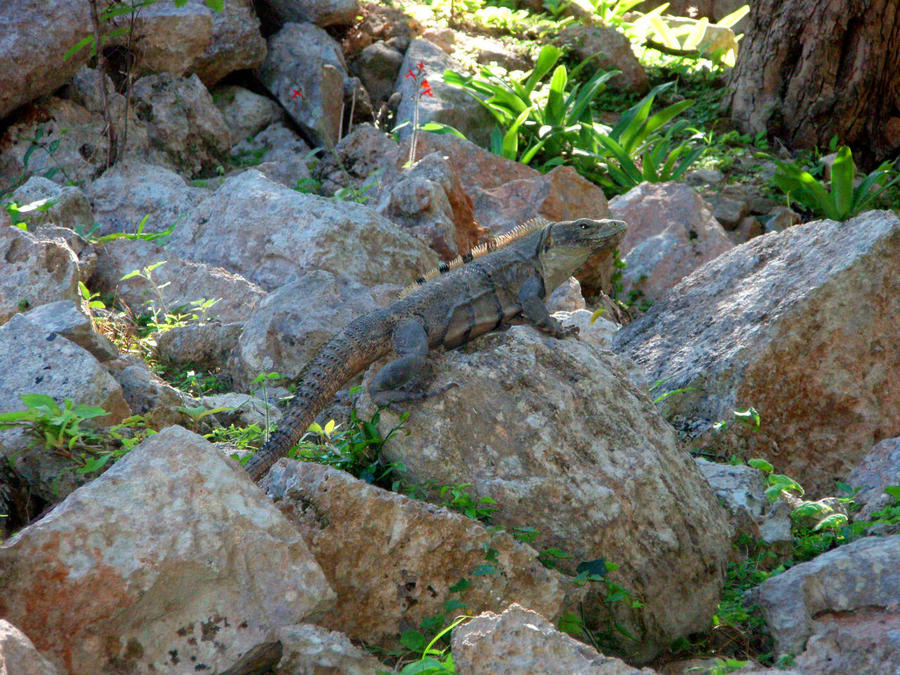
<box><xmin>614</xmin><ymin>210</ymin><xmax>900</xmax><ymax>493</ymax></box>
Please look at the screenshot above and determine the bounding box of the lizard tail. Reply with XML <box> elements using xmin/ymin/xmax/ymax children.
<box><xmin>244</xmin><ymin>310</ymin><xmax>395</xmax><ymax>481</ymax></box>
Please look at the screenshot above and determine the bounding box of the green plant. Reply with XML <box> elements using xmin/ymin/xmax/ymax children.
<box><xmin>558</xmin><ymin>558</ymin><xmax>643</xmax><ymax>655</ymax></box>
<box><xmin>0</xmin><ymin>394</ymin><xmax>109</xmax><ymax>455</ymax></box>
<box><xmin>283</xmin><ymin>388</ymin><xmax>408</xmax><ymax>490</ymax></box>
<box><xmin>422</xmin><ymin>482</ymin><xmax>498</xmax><ymax>521</ymax></box>
<box><xmin>588</xmin><ymin>82</ymin><xmax>703</xmax><ymax>192</ymax></box>
<box><xmin>445</xmin><ymin>45</ymin><xmax>618</xmax><ymax>165</ymax></box>
<box><xmin>0</xmin><ymin>394</ymin><xmax>148</xmax><ymax>473</ymax></box>
<box><xmin>397</xmin><ymin>615</ymin><xmax>469</xmax><ymax>674</ymax></box>
<box><xmin>75</xmin><ymin>213</ymin><xmax>177</xmax><ymax>245</ymax></box>
<box><xmin>772</xmin><ymin>145</ymin><xmax>900</xmax><ymax>221</ymax></box>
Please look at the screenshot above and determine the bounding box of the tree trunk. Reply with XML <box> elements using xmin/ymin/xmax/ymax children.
<box><xmin>725</xmin><ymin>0</ymin><xmax>900</xmax><ymax>168</ymax></box>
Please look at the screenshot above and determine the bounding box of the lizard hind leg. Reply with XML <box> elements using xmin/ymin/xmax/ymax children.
<box><xmin>369</xmin><ymin>317</ymin><xmax>431</xmax><ymax>407</ymax></box>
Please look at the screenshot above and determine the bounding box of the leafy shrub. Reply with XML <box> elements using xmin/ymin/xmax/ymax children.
<box><xmin>772</xmin><ymin>145</ymin><xmax>900</xmax><ymax>221</ymax></box>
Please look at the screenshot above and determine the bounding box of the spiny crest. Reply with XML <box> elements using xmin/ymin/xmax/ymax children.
<box><xmin>398</xmin><ymin>216</ymin><xmax>552</xmax><ymax>298</ymax></box>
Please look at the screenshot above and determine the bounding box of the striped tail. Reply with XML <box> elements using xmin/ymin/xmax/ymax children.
<box><xmin>244</xmin><ymin>310</ymin><xmax>395</xmax><ymax>480</ymax></box>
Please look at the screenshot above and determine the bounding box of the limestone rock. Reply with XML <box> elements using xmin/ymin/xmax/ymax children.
<box><xmin>22</xmin><ymin>300</ymin><xmax>118</xmax><ymax>363</ymax></box>
<box><xmin>90</xmin><ymin>237</ymin><xmax>266</xmax><ymax>324</ymax></box>
<box><xmin>227</xmin><ymin>270</ymin><xmax>380</xmax><ymax>390</ymax></box>
<box><xmin>263</xmin><ymin>0</ymin><xmax>360</xmax><ymax>27</ymax></box>
<box><xmin>10</xmin><ymin>177</ymin><xmax>93</xmax><ymax>231</ymax></box>
<box><xmin>452</xmin><ymin>604</ymin><xmax>656</xmax><ymax>674</ymax></box>
<box><xmin>274</xmin><ymin>624</ymin><xmax>387</xmax><ymax>674</ymax></box>
<box><xmin>554</xmin><ymin>25</ymin><xmax>649</xmax><ymax>93</ymax></box>
<box><xmin>694</xmin><ymin>457</ymin><xmax>768</xmax><ymax>540</ymax></box>
<box><xmin>364</xmin><ymin>326</ymin><xmax>731</xmax><ymax>661</ymax></box>
<box><xmin>212</xmin><ymin>85</ymin><xmax>283</xmax><ymax>145</ymax></box>
<box><xmin>133</xmin><ymin>0</ymin><xmax>265</xmax><ymax>85</ymax></box>
<box><xmin>0</xmin><ymin>0</ymin><xmax>92</xmax><ymax>119</ymax></box>
<box><xmin>86</xmin><ymin>158</ymin><xmax>208</xmax><ymax>236</ymax></box>
<box><xmin>168</xmin><ymin>169</ymin><xmax>439</xmax><ymax>290</ymax></box>
<box><xmin>609</xmin><ymin>182</ymin><xmax>733</xmax><ymax>302</ymax></box>
<box><xmin>614</xmin><ymin>210</ymin><xmax>900</xmax><ymax>493</ymax></box>
<box><xmin>0</xmin><ymin>426</ymin><xmax>335</xmax><ymax>675</ymax></box>
<box><xmin>396</xmin><ymin>40</ymin><xmax>496</xmax><ymax>148</ymax></box>
<box><xmin>748</xmin><ymin>535</ymin><xmax>900</xmax><ymax>656</ymax></box>
<box><xmin>352</xmin><ymin>41</ymin><xmax>405</xmax><ymax>102</ymax></box>
<box><xmin>846</xmin><ymin>436</ymin><xmax>900</xmax><ymax>521</ymax></box>
<box><xmin>104</xmin><ymin>356</ymin><xmax>198</xmax><ymax>429</ymax></box>
<box><xmin>263</xmin><ymin>460</ymin><xmax>571</xmax><ymax>651</ymax></box>
<box><xmin>131</xmin><ymin>73</ymin><xmax>231</xmax><ymax>177</ymax></box>
<box><xmin>230</xmin><ymin>122</ymin><xmax>312</xmax><ymax>189</ymax></box>
<box><xmin>257</xmin><ymin>22</ymin><xmax>347</xmax><ymax>148</ymax></box>
<box><xmin>0</xmin><ymin>226</ymin><xmax>81</xmax><ymax>323</ymax></box>
<box><xmin>376</xmin><ymin>150</ymin><xmax>480</xmax><ymax>260</ymax></box>
<box><xmin>0</xmin><ymin>620</ymin><xmax>58</xmax><ymax>675</ymax></box>
<box><xmin>0</xmin><ymin>95</ymin><xmax>149</xmax><ymax>188</ymax></box>
<box><xmin>155</xmin><ymin>321</ymin><xmax>244</xmax><ymax>371</ymax></box>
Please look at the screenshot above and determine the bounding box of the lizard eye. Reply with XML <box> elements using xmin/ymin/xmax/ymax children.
<box><xmin>579</xmin><ymin>221</ymin><xmax>589</xmax><ymax>229</ymax></box>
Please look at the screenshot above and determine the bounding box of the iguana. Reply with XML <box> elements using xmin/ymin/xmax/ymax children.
<box><xmin>245</xmin><ymin>216</ymin><xmax>627</xmax><ymax>480</ymax></box>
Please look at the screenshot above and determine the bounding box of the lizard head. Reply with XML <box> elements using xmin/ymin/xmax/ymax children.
<box><xmin>539</xmin><ymin>218</ymin><xmax>628</xmax><ymax>290</ymax></box>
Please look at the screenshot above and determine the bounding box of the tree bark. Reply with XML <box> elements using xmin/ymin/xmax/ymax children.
<box><xmin>725</xmin><ymin>0</ymin><xmax>900</xmax><ymax>168</ymax></box>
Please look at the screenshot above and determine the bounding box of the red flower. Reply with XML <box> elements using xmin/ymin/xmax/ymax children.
<box><xmin>405</xmin><ymin>69</ymin><xmax>415</xmax><ymax>79</ymax></box>
<box><xmin>421</xmin><ymin>79</ymin><xmax>433</xmax><ymax>97</ymax></box>
<box><xmin>290</xmin><ymin>88</ymin><xmax>303</xmax><ymax>99</ymax></box>
<box><xmin>417</xmin><ymin>61</ymin><xmax>425</xmax><ymax>72</ymax></box>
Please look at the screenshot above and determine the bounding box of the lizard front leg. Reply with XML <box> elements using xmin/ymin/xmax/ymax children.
<box><xmin>518</xmin><ymin>275</ymin><xmax>579</xmax><ymax>338</ymax></box>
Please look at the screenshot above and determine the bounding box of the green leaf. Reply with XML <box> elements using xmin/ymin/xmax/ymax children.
<box><xmin>20</xmin><ymin>394</ymin><xmax>60</xmax><ymax>413</ymax></box>
<box><xmin>575</xmin><ymin>557</ymin><xmax>608</xmax><ymax>577</ymax></box>
<box><xmin>747</xmin><ymin>458</ymin><xmax>774</xmax><ymax>474</ymax></box>
<box><xmin>63</xmin><ymin>35</ymin><xmax>96</xmax><ymax>61</ymax></box>
<box><xmin>884</xmin><ymin>485</ymin><xmax>900</xmax><ymax>501</ymax></box>
<box><xmin>813</xmin><ymin>513</ymin><xmax>848</xmax><ymax>531</ymax></box>
<box><xmin>523</xmin><ymin>45</ymin><xmax>562</xmax><ymax>95</ymax></box>
<box><xmin>682</xmin><ymin>17</ymin><xmax>709</xmax><ymax>51</ymax></box>
<box><xmin>205</xmin><ymin>0</ymin><xmax>225</xmax><ymax>10</ymax></box>
<box><xmin>545</xmin><ymin>65</ymin><xmax>568</xmax><ymax>127</ymax></box>
<box><xmin>765</xmin><ymin>484</ymin><xmax>786</xmax><ymax>503</ymax></box>
<box><xmin>400</xmin><ymin>630</ymin><xmax>428</xmax><ymax>652</ymax></box>
<box><xmin>557</xmin><ymin>610</ymin><xmax>583</xmax><ymax>637</ymax></box>
<box><xmin>830</xmin><ymin>146</ymin><xmax>855</xmax><ymax>220</ymax></box>
<box><xmin>717</xmin><ymin>4</ymin><xmax>750</xmax><ymax>28</ymax></box>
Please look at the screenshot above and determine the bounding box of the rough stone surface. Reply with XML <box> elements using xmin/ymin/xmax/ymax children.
<box><xmin>90</xmin><ymin>237</ymin><xmax>266</xmax><ymax>324</ymax></box>
<box><xmin>0</xmin><ymin>226</ymin><xmax>82</xmax><ymax>324</ymax></box>
<box><xmin>258</xmin><ymin>22</ymin><xmax>347</xmax><ymax>148</ymax></box>
<box><xmin>363</xmin><ymin>326</ymin><xmax>730</xmax><ymax>661</ymax></box>
<box><xmin>264</xmin><ymin>0</ymin><xmax>360</xmax><ymax>27</ymax></box>
<box><xmin>0</xmin><ymin>620</ymin><xmax>59</xmax><ymax>675</ymax></box>
<box><xmin>86</xmin><ymin>158</ymin><xmax>209</xmax><ymax>235</ymax></box>
<box><xmin>376</xmin><ymin>150</ymin><xmax>481</xmax><ymax>259</ymax></box>
<box><xmin>168</xmin><ymin>169</ymin><xmax>439</xmax><ymax>290</ymax></box>
<box><xmin>452</xmin><ymin>604</ymin><xmax>656</xmax><ymax>675</ymax></box>
<box><xmin>227</xmin><ymin>269</ymin><xmax>379</xmax><ymax>390</ymax></box>
<box><xmin>748</xmin><ymin>535</ymin><xmax>900</xmax><ymax>655</ymax></box>
<box><xmin>131</xmin><ymin>73</ymin><xmax>231</xmax><ymax>177</ymax></box>
<box><xmin>130</xmin><ymin>0</ymin><xmax>266</xmax><ymax>85</ymax></box>
<box><xmin>22</xmin><ymin>300</ymin><xmax>118</xmax><ymax>363</ymax></box>
<box><xmin>10</xmin><ymin>177</ymin><xmax>94</xmax><ymax>231</ymax></box>
<box><xmin>263</xmin><ymin>460</ymin><xmax>572</xmax><ymax>651</ymax></box>
<box><xmin>0</xmin><ymin>314</ymin><xmax>132</xmax><ymax>505</ymax></box>
<box><xmin>846</xmin><ymin>437</ymin><xmax>900</xmax><ymax>520</ymax></box>
<box><xmin>274</xmin><ymin>623</ymin><xmax>387</xmax><ymax>674</ymax></box>
<box><xmin>694</xmin><ymin>457</ymin><xmax>768</xmax><ymax>539</ymax></box>
<box><xmin>0</xmin><ymin>426</ymin><xmax>335</xmax><ymax>675</ymax></box>
<box><xmin>212</xmin><ymin>85</ymin><xmax>283</xmax><ymax>145</ymax></box>
<box><xmin>155</xmin><ymin>321</ymin><xmax>244</xmax><ymax>371</ymax></box>
<box><xmin>609</xmin><ymin>182</ymin><xmax>733</xmax><ymax>302</ymax></box>
<box><xmin>352</xmin><ymin>41</ymin><xmax>404</xmax><ymax>102</ymax></box>
<box><xmin>790</xmin><ymin>607</ymin><xmax>900</xmax><ymax>675</ymax></box>
<box><xmin>104</xmin><ymin>356</ymin><xmax>198</xmax><ymax>429</ymax></box>
<box><xmin>554</xmin><ymin>25</ymin><xmax>649</xmax><ymax>93</ymax></box>
<box><xmin>396</xmin><ymin>40</ymin><xmax>496</xmax><ymax>148</ymax></box>
<box><xmin>0</xmin><ymin>96</ymin><xmax>150</xmax><ymax>186</ymax></box>
<box><xmin>705</xmin><ymin>192</ymin><xmax>750</xmax><ymax>229</ymax></box>
<box><xmin>614</xmin><ymin>210</ymin><xmax>900</xmax><ymax>493</ymax></box>
<box><xmin>0</xmin><ymin>0</ymin><xmax>91</xmax><ymax>119</ymax></box>
<box><xmin>230</xmin><ymin>122</ymin><xmax>312</xmax><ymax>188</ymax></box>
<box><xmin>0</xmin><ymin>314</ymin><xmax>129</xmax><ymax>425</ymax></box>
<box><xmin>198</xmin><ymin>392</ymin><xmax>281</xmax><ymax>429</ymax></box>
<box><xmin>474</xmin><ymin>165</ymin><xmax>610</xmax><ymax>235</ymax></box>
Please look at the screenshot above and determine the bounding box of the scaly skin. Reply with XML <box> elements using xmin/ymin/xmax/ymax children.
<box><xmin>245</xmin><ymin>218</ymin><xmax>627</xmax><ymax>480</ymax></box>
